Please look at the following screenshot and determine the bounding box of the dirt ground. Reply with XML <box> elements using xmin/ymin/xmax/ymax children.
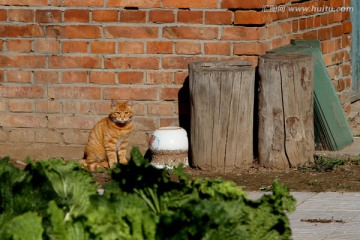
<box><xmin>89</xmin><ymin>157</ymin><xmax>360</xmax><ymax>192</ymax></box>
<box><xmin>8</xmin><ymin>156</ymin><xmax>360</xmax><ymax>193</ymax></box>
<box><xmin>183</xmin><ymin>162</ymin><xmax>360</xmax><ymax>192</ymax></box>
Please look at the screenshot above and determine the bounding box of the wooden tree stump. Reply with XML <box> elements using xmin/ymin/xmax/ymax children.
<box><xmin>258</xmin><ymin>54</ymin><xmax>314</xmax><ymax>170</ymax></box>
<box><xmin>189</xmin><ymin>61</ymin><xmax>255</xmax><ymax>171</ymax></box>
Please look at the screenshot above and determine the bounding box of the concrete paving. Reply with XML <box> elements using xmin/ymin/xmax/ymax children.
<box><xmin>248</xmin><ymin>192</ymin><xmax>360</xmax><ymax>240</ymax></box>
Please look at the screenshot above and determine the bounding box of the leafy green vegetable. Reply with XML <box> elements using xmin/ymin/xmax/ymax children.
<box><xmin>1</xmin><ymin>212</ymin><xmax>43</xmax><ymax>240</ymax></box>
<box><xmin>0</xmin><ymin>148</ymin><xmax>296</xmax><ymax>240</ymax></box>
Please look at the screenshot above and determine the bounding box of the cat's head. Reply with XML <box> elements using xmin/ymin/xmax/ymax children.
<box><xmin>109</xmin><ymin>101</ymin><xmax>134</xmax><ymax>125</ymax></box>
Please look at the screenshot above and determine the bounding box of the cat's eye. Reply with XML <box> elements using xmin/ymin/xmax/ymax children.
<box><xmin>125</xmin><ymin>112</ymin><xmax>129</xmax><ymax>115</ymax></box>
<box><xmin>116</xmin><ymin>112</ymin><xmax>120</xmax><ymax>115</ymax></box>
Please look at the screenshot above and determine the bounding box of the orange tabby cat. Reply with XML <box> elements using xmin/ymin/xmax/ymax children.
<box><xmin>80</xmin><ymin>101</ymin><xmax>133</xmax><ymax>171</ymax></box>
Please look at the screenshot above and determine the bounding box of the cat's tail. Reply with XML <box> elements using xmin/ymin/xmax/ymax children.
<box><xmin>79</xmin><ymin>159</ymin><xmax>109</xmax><ymax>171</ymax></box>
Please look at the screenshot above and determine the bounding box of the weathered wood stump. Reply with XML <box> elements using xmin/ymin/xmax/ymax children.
<box><xmin>258</xmin><ymin>54</ymin><xmax>314</xmax><ymax>170</ymax></box>
<box><xmin>189</xmin><ymin>61</ymin><xmax>255</xmax><ymax>171</ymax></box>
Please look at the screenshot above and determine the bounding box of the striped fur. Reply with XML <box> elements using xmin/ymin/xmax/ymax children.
<box><xmin>80</xmin><ymin>101</ymin><xmax>133</xmax><ymax>171</ymax></box>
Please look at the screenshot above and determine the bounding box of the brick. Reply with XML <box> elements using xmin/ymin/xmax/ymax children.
<box><xmin>281</xmin><ymin>21</ymin><xmax>292</xmax><ymax>35</ymax></box>
<box><xmin>62</xmin><ymin>129</ymin><xmax>89</xmax><ymax>144</ymax></box>
<box><xmin>299</xmin><ymin>18</ymin><xmax>306</xmax><ymax>30</ymax></box>
<box><xmin>342</xmin><ymin>64</ymin><xmax>351</xmax><ymax>76</ymax></box>
<box><xmin>146</xmin><ymin>72</ymin><xmax>174</xmax><ymax>84</ymax></box>
<box><xmin>234</xmin><ymin>11</ymin><xmax>271</xmax><ymax>25</ymax></box>
<box><xmin>206</xmin><ymin>11</ymin><xmax>232</xmax><ymax>25</ymax></box>
<box><xmin>0</xmin><ymin>55</ymin><xmax>46</xmax><ymax>68</ymax></box>
<box><xmin>175</xmin><ymin>71</ymin><xmax>189</xmax><ymax>85</ymax></box>
<box><xmin>8</xmin><ymin>9</ymin><xmax>34</xmax><ymax>22</ymax></box>
<box><xmin>222</xmin><ymin>27</ymin><xmax>259</xmax><ymax>40</ymax></box>
<box><xmin>332</xmin><ymin>12</ymin><xmax>342</xmax><ymax>23</ymax></box>
<box><xmin>34</xmin><ymin>71</ymin><xmax>59</xmax><ymax>84</ymax></box>
<box><xmin>0</xmin><ymin>86</ymin><xmax>44</xmax><ymax>98</ymax></box>
<box><xmin>9</xmin><ymin>100</ymin><xmax>33</xmax><ymax>112</ymax></box>
<box><xmin>204</xmin><ymin>42</ymin><xmax>231</xmax><ymax>55</ymax></box>
<box><xmin>48</xmin><ymin>115</ymin><xmax>99</xmax><ymax>129</ymax></box>
<box><xmin>47</xmin><ymin>25</ymin><xmax>101</xmax><ymax>39</ymax></box>
<box><xmin>306</xmin><ymin>17</ymin><xmax>315</xmax><ymax>29</ymax></box>
<box><xmin>160</xmin><ymin>87</ymin><xmax>180</xmax><ymax>100</ymax></box>
<box><xmin>63</xmin><ymin>101</ymin><xmax>90</xmax><ymax>114</ymax></box>
<box><xmin>342</xmin><ymin>35</ymin><xmax>351</xmax><ymax>48</ymax></box>
<box><xmin>314</xmin><ymin>16</ymin><xmax>321</xmax><ymax>27</ymax></box>
<box><xmin>49</xmin><ymin>56</ymin><xmax>101</xmax><ymax>69</ymax></box>
<box><xmin>271</xmin><ymin>36</ymin><xmax>290</xmax><ymax>49</ymax></box>
<box><xmin>149</xmin><ymin>10</ymin><xmax>175</xmax><ymax>23</ymax></box>
<box><xmin>62</xmin><ymin>71</ymin><xmax>88</xmax><ymax>84</ymax></box>
<box><xmin>92</xmin><ymin>10</ymin><xmax>118</xmax><ymax>22</ymax></box>
<box><xmin>332</xmin><ymin>25</ymin><xmax>343</xmax><ymax>37</ymax></box>
<box><xmin>104</xmin><ymin>26</ymin><xmax>158</xmax><ymax>39</ymax></box>
<box><xmin>118</xmin><ymin>72</ymin><xmax>144</xmax><ymax>84</ymax></box>
<box><xmin>133</xmin><ymin>117</ymin><xmax>157</xmax><ymax>131</ymax></box>
<box><xmin>62</xmin><ymin>41</ymin><xmax>87</xmax><ymax>53</ymax></box>
<box><xmin>7</xmin><ymin>70</ymin><xmax>32</xmax><ymax>83</ymax></box>
<box><xmin>337</xmin><ymin>79</ymin><xmax>345</xmax><ymax>91</ymax></box>
<box><xmin>327</xmin><ymin>65</ymin><xmax>339</xmax><ymax>79</ymax></box>
<box><xmin>107</xmin><ymin>0</ymin><xmax>161</xmax><ymax>8</ymax></box>
<box><xmin>160</xmin><ymin>118</ymin><xmax>179</xmax><ymax>128</ymax></box>
<box><xmin>35</xmin><ymin>128</ymin><xmax>63</xmax><ymax>143</ymax></box>
<box><xmin>90</xmin><ymin>71</ymin><xmax>116</xmax><ymax>84</ymax></box>
<box><xmin>7</xmin><ymin>39</ymin><xmax>32</xmax><ymax>52</ymax></box>
<box><xmin>342</xmin><ymin>11</ymin><xmax>350</xmax><ymax>21</ymax></box>
<box><xmin>9</xmin><ymin>129</ymin><xmax>35</xmax><ymax>143</ymax></box>
<box><xmin>0</xmin><ymin>24</ymin><xmax>44</xmax><ymax>37</ymax></box>
<box><xmin>36</xmin><ymin>10</ymin><xmax>62</xmax><ymax>23</ymax></box>
<box><xmin>105</xmin><ymin>57</ymin><xmax>159</xmax><ymax>70</ymax></box>
<box><xmin>0</xmin><ymin>70</ymin><xmax>4</xmax><ymax>83</ymax></box>
<box><xmin>147</xmin><ymin>41</ymin><xmax>173</xmax><ymax>54</ymax></box>
<box><xmin>132</xmin><ymin>103</ymin><xmax>146</xmax><ymax>116</ymax></box>
<box><xmin>303</xmin><ymin>30</ymin><xmax>318</xmax><ymax>40</ymax></box>
<box><xmin>49</xmin><ymin>0</ymin><xmax>103</xmax><ymax>7</ymax></box>
<box><xmin>163</xmin><ymin>27</ymin><xmax>218</xmax><ymax>40</ymax></box>
<box><xmin>0</xmin><ymin>0</ymin><xmax>47</xmax><ymax>6</ymax></box>
<box><xmin>64</xmin><ymin>10</ymin><xmax>89</xmax><ymax>22</ymax></box>
<box><xmin>0</xmin><ymin>100</ymin><xmax>6</xmax><ymax>112</ymax></box>
<box><xmin>162</xmin><ymin>56</ymin><xmax>203</xmax><ymax>69</ymax></box>
<box><xmin>0</xmin><ymin>10</ymin><xmax>7</xmax><ymax>21</ymax></box>
<box><xmin>261</xmin><ymin>24</ymin><xmax>275</xmax><ymax>39</ymax></box>
<box><xmin>221</xmin><ymin>0</ymin><xmax>268</xmax><ymax>9</ymax></box>
<box><xmin>147</xmin><ymin>102</ymin><xmax>175</xmax><ymax>116</ymax></box>
<box><xmin>118</xmin><ymin>42</ymin><xmax>144</xmax><ymax>54</ymax></box>
<box><xmin>318</xmin><ymin>27</ymin><xmax>332</xmax><ymax>41</ymax></box>
<box><xmin>163</xmin><ymin>0</ymin><xmax>217</xmax><ymax>8</ymax></box>
<box><xmin>177</xmin><ymin>10</ymin><xmax>203</xmax><ymax>24</ymax></box>
<box><xmin>35</xmin><ymin>100</ymin><xmax>62</xmax><ymax>113</ymax></box>
<box><xmin>0</xmin><ymin>40</ymin><xmax>2</xmax><ymax>51</ymax></box>
<box><xmin>342</xmin><ymin>21</ymin><xmax>352</xmax><ymax>34</ymax></box>
<box><xmin>175</xmin><ymin>42</ymin><xmax>201</xmax><ymax>55</ymax></box>
<box><xmin>0</xmin><ymin>114</ymin><xmax>47</xmax><ymax>128</ymax></box>
<box><xmin>48</xmin><ymin>86</ymin><xmax>101</xmax><ymax>99</ymax></box>
<box><xmin>90</xmin><ymin>41</ymin><xmax>115</xmax><ymax>54</ymax></box>
<box><xmin>320</xmin><ymin>14</ymin><xmax>328</xmax><ymax>26</ymax></box>
<box><xmin>103</xmin><ymin>87</ymin><xmax>158</xmax><ymax>101</ymax></box>
<box><xmin>34</xmin><ymin>40</ymin><xmax>60</xmax><ymax>53</ymax></box>
<box><xmin>90</xmin><ymin>101</ymin><xmax>112</xmax><ymax>114</ymax></box>
<box><xmin>120</xmin><ymin>10</ymin><xmax>146</xmax><ymax>23</ymax></box>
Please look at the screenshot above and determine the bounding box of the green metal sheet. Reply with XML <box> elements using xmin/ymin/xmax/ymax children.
<box><xmin>268</xmin><ymin>40</ymin><xmax>353</xmax><ymax>151</ymax></box>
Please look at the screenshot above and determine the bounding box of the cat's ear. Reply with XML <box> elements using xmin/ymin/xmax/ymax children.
<box><xmin>111</xmin><ymin>99</ymin><xmax>117</xmax><ymax>108</ymax></box>
<box><xmin>126</xmin><ymin>100</ymin><xmax>133</xmax><ymax>106</ymax></box>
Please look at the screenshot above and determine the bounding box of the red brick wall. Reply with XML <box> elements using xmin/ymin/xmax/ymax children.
<box><xmin>0</xmin><ymin>0</ymin><xmax>353</xmax><ymax>159</ymax></box>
